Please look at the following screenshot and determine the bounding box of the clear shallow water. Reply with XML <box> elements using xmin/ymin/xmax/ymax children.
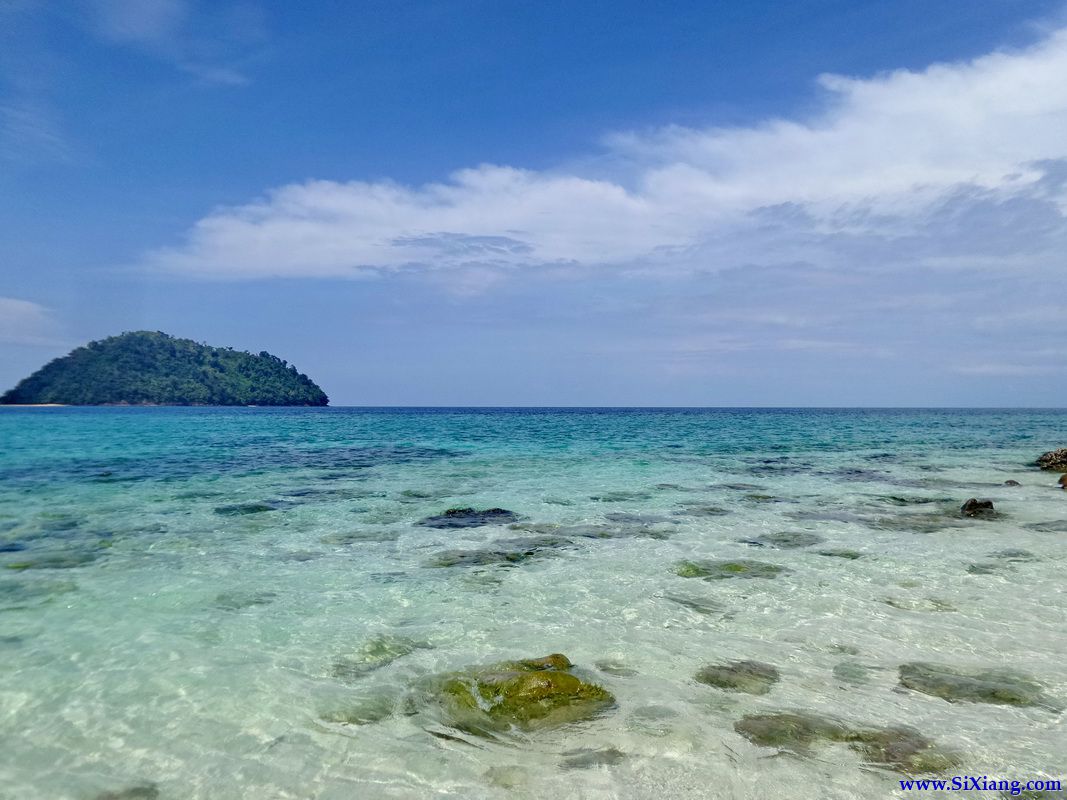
<box><xmin>0</xmin><ymin>407</ymin><xmax>1065</xmax><ymax>800</ymax></box>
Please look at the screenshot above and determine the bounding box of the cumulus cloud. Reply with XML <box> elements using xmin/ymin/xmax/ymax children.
<box><xmin>0</xmin><ymin>297</ymin><xmax>61</xmax><ymax>346</ymax></box>
<box><xmin>143</xmin><ymin>26</ymin><xmax>1067</xmax><ymax>281</ymax></box>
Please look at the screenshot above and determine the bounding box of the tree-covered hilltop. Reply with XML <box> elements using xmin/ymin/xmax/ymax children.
<box><xmin>0</xmin><ymin>331</ymin><xmax>329</xmax><ymax>406</ymax></box>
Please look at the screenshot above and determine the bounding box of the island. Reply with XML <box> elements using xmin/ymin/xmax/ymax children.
<box><xmin>0</xmin><ymin>331</ymin><xmax>329</xmax><ymax>406</ymax></box>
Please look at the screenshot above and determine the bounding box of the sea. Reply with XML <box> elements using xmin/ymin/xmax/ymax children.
<box><xmin>0</xmin><ymin>407</ymin><xmax>1064</xmax><ymax>799</ymax></box>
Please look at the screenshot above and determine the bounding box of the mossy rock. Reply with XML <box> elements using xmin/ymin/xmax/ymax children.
<box><xmin>734</xmin><ymin>712</ymin><xmax>959</xmax><ymax>774</ymax></box>
<box><xmin>848</xmin><ymin>725</ymin><xmax>960</xmax><ymax>773</ymax></box>
<box><xmin>734</xmin><ymin>711</ymin><xmax>851</xmax><ymax>750</ymax></box>
<box><xmin>425</xmin><ymin>653</ymin><xmax>615</xmax><ymax>734</ymax></box>
<box><xmin>674</xmin><ymin>559</ymin><xmax>790</xmax><ymax>580</ymax></box>
<box><xmin>1000</xmin><ymin>787</ymin><xmax>1067</xmax><ymax>799</ymax></box>
<box><xmin>898</xmin><ymin>662</ymin><xmax>1052</xmax><ymax>707</ymax></box>
<box><xmin>696</xmin><ymin>660</ymin><xmax>779</xmax><ymax>694</ymax></box>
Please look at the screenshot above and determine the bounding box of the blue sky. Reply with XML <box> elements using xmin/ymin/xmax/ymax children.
<box><xmin>2</xmin><ymin>1</ymin><xmax>1066</xmax><ymax>405</ymax></box>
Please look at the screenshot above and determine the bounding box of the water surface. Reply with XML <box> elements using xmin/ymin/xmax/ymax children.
<box><xmin>1</xmin><ymin>408</ymin><xmax>1065</xmax><ymax>799</ymax></box>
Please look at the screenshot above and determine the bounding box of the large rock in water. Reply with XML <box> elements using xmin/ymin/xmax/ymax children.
<box><xmin>696</xmin><ymin>660</ymin><xmax>780</xmax><ymax>694</ymax></box>
<box><xmin>960</xmin><ymin>499</ymin><xmax>996</xmax><ymax>518</ymax></box>
<box><xmin>421</xmin><ymin>653</ymin><xmax>615</xmax><ymax>734</ymax></box>
<box><xmin>898</xmin><ymin>662</ymin><xmax>1055</xmax><ymax>707</ymax></box>
<box><xmin>1037</xmin><ymin>449</ymin><xmax>1067</xmax><ymax>471</ymax></box>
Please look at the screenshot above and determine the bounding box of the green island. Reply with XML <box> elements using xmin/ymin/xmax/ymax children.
<box><xmin>0</xmin><ymin>331</ymin><xmax>328</xmax><ymax>406</ymax></box>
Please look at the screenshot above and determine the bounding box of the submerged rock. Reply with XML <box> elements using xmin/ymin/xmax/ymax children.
<box><xmin>0</xmin><ymin>577</ymin><xmax>76</xmax><ymax>610</ymax></box>
<box><xmin>595</xmin><ymin>659</ymin><xmax>638</xmax><ymax>677</ymax></box>
<box><xmin>733</xmin><ymin>712</ymin><xmax>959</xmax><ymax>774</ymax></box>
<box><xmin>876</xmin><ymin>495</ymin><xmax>955</xmax><ymax>507</ymax></box>
<box><xmin>696</xmin><ymin>660</ymin><xmax>779</xmax><ymax>694</ymax></box>
<box><xmin>330</xmin><ymin>634</ymin><xmax>430</xmax><ymax>681</ymax></box>
<box><xmin>741</xmin><ymin>531</ymin><xmax>825</xmax><ymax>549</ymax></box>
<box><xmin>93</xmin><ymin>786</ymin><xmax>159</xmax><ymax>800</ymax></box>
<box><xmin>898</xmin><ymin>662</ymin><xmax>1053</xmax><ymax>707</ymax></box>
<box><xmin>1004</xmin><ymin>480</ymin><xmax>1022</xmax><ymax>487</ymax></box>
<box><xmin>560</xmin><ymin>747</ymin><xmax>626</xmax><ymax>769</ymax></box>
<box><xmin>603</xmin><ymin>512</ymin><xmax>674</xmax><ymax>525</ymax></box>
<box><xmin>663</xmin><ymin>592</ymin><xmax>726</xmax><ymax>615</ymax></box>
<box><xmin>1023</xmin><ymin>520</ymin><xmax>1067</xmax><ymax>533</ymax></box>
<box><xmin>3</xmin><ymin>549</ymin><xmax>102</xmax><ymax>570</ymax></box>
<box><xmin>213</xmin><ymin>501</ymin><xmax>279</xmax><ymax>516</ymax></box>
<box><xmin>743</xmin><ymin>493</ymin><xmax>784</xmax><ymax>503</ymax></box>
<box><xmin>214</xmin><ymin>590</ymin><xmax>277</xmax><ymax>610</ymax></box>
<box><xmin>960</xmin><ymin>499</ymin><xmax>996</xmax><ymax>518</ymax></box>
<box><xmin>674</xmin><ymin>559</ymin><xmax>790</xmax><ymax>580</ymax></box>
<box><xmin>416</xmin><ymin>508</ymin><xmax>519</xmax><ymax>529</ymax></box>
<box><xmin>673</xmin><ymin>504</ymin><xmax>731</xmax><ymax>518</ymax></box>
<box><xmin>421</xmin><ymin>653</ymin><xmax>615</xmax><ymax>734</ymax></box>
<box><xmin>426</xmin><ymin>535</ymin><xmax>567</xmax><ymax>568</ymax></box>
<box><xmin>320</xmin><ymin>529</ymin><xmax>400</xmax><ymax>545</ymax></box>
<box><xmin>883</xmin><ymin>597</ymin><xmax>956</xmax><ymax>612</ymax></box>
<box><xmin>849</xmin><ymin>725</ymin><xmax>960</xmax><ymax>774</ymax></box>
<box><xmin>868</xmin><ymin>512</ymin><xmax>968</xmax><ymax>534</ymax></box>
<box><xmin>1036</xmin><ymin>449</ymin><xmax>1067</xmax><ymax>471</ymax></box>
<box><xmin>321</xmin><ymin>693</ymin><xmax>399</xmax><ymax>726</ymax></box>
<box><xmin>989</xmin><ymin>548</ymin><xmax>1038</xmax><ymax>562</ymax></box>
<box><xmin>734</xmin><ymin>711</ymin><xmax>850</xmax><ymax>750</ymax></box>
<box><xmin>817</xmin><ymin>548</ymin><xmax>864</xmax><ymax>560</ymax></box>
<box><xmin>833</xmin><ymin>660</ymin><xmax>876</xmax><ymax>686</ymax></box>
<box><xmin>589</xmin><ymin>490</ymin><xmax>652</xmax><ymax>502</ymax></box>
<box><xmin>511</xmin><ymin>521</ymin><xmax>669</xmax><ymax>541</ymax></box>
<box><xmin>999</xmin><ymin>787</ymin><xmax>1067</xmax><ymax>800</ymax></box>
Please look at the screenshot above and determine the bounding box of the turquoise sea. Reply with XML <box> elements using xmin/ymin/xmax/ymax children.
<box><xmin>1</xmin><ymin>407</ymin><xmax>1065</xmax><ymax>799</ymax></box>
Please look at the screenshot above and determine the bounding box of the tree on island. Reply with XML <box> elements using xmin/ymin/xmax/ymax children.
<box><xmin>0</xmin><ymin>331</ymin><xmax>329</xmax><ymax>406</ymax></box>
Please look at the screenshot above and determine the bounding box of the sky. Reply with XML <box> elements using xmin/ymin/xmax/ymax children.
<box><xmin>2</xmin><ymin>0</ymin><xmax>1066</xmax><ymax>406</ymax></box>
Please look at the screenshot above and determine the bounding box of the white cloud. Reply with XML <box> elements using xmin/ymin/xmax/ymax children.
<box><xmin>89</xmin><ymin>0</ymin><xmax>188</xmax><ymax>45</ymax></box>
<box><xmin>143</xmin><ymin>26</ymin><xmax>1067</xmax><ymax>281</ymax></box>
<box><xmin>82</xmin><ymin>0</ymin><xmax>261</xmax><ymax>86</ymax></box>
<box><xmin>0</xmin><ymin>297</ymin><xmax>61</xmax><ymax>346</ymax></box>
